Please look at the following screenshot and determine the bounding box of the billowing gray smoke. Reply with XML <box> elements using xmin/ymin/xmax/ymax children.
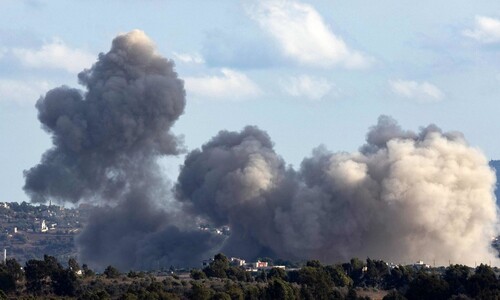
<box><xmin>24</xmin><ymin>30</ymin><xmax>184</xmax><ymax>203</ymax></box>
<box><xmin>24</xmin><ymin>30</ymin><xmax>222</xmax><ymax>270</ymax></box>
<box><xmin>25</xmin><ymin>30</ymin><xmax>499</xmax><ymax>269</ymax></box>
<box><xmin>177</xmin><ymin>116</ymin><xmax>500</xmax><ymax>266</ymax></box>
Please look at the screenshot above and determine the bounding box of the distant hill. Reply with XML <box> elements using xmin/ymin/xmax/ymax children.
<box><xmin>490</xmin><ymin>160</ymin><xmax>500</xmax><ymax>204</ymax></box>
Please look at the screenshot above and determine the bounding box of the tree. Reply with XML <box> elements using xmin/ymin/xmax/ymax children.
<box><xmin>227</xmin><ymin>266</ymin><xmax>247</xmax><ymax>281</ymax></box>
<box><xmin>306</xmin><ymin>260</ymin><xmax>322</xmax><ymax>268</ymax></box>
<box><xmin>244</xmin><ymin>285</ymin><xmax>262</xmax><ymax>300</ymax></box>
<box><xmin>295</xmin><ymin>266</ymin><xmax>332</xmax><ymax>300</ymax></box>
<box><xmin>224</xmin><ymin>282</ymin><xmax>244</xmax><ymax>300</ymax></box>
<box><xmin>385</xmin><ymin>265</ymin><xmax>414</xmax><ymax>289</ymax></box>
<box><xmin>444</xmin><ymin>264</ymin><xmax>470</xmax><ymax>295</ymax></box>
<box><xmin>82</xmin><ymin>264</ymin><xmax>95</xmax><ymax>277</ymax></box>
<box><xmin>52</xmin><ymin>268</ymin><xmax>79</xmax><ymax>296</ymax></box>
<box><xmin>343</xmin><ymin>258</ymin><xmax>365</xmax><ymax>285</ymax></box>
<box><xmin>265</xmin><ymin>278</ymin><xmax>296</xmax><ymax>300</ymax></box>
<box><xmin>4</xmin><ymin>258</ymin><xmax>22</xmax><ymax>281</ymax></box>
<box><xmin>203</xmin><ymin>253</ymin><xmax>229</xmax><ymax>278</ymax></box>
<box><xmin>406</xmin><ymin>272</ymin><xmax>450</xmax><ymax>300</ymax></box>
<box><xmin>25</xmin><ymin>259</ymin><xmax>50</xmax><ymax>294</ymax></box>
<box><xmin>0</xmin><ymin>270</ymin><xmax>15</xmax><ymax>294</ymax></box>
<box><xmin>268</xmin><ymin>267</ymin><xmax>287</xmax><ymax>281</ymax></box>
<box><xmin>383</xmin><ymin>290</ymin><xmax>407</xmax><ymax>300</ymax></box>
<box><xmin>103</xmin><ymin>265</ymin><xmax>120</xmax><ymax>279</ymax></box>
<box><xmin>43</xmin><ymin>254</ymin><xmax>63</xmax><ymax>274</ymax></box>
<box><xmin>190</xmin><ymin>282</ymin><xmax>212</xmax><ymax>300</ymax></box>
<box><xmin>212</xmin><ymin>292</ymin><xmax>231</xmax><ymax>300</ymax></box>
<box><xmin>190</xmin><ymin>269</ymin><xmax>207</xmax><ymax>280</ymax></box>
<box><xmin>325</xmin><ymin>264</ymin><xmax>353</xmax><ymax>287</ymax></box>
<box><xmin>68</xmin><ymin>257</ymin><xmax>80</xmax><ymax>272</ymax></box>
<box><xmin>0</xmin><ymin>258</ymin><xmax>21</xmax><ymax>294</ymax></box>
<box><xmin>257</xmin><ymin>270</ymin><xmax>267</xmax><ymax>283</ymax></box>
<box><xmin>25</xmin><ymin>255</ymin><xmax>69</xmax><ymax>295</ymax></box>
<box><xmin>466</xmin><ymin>264</ymin><xmax>500</xmax><ymax>298</ymax></box>
<box><xmin>365</xmin><ymin>258</ymin><xmax>389</xmax><ymax>287</ymax></box>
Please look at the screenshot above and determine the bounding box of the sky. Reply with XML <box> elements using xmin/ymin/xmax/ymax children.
<box><xmin>1</xmin><ymin>0</ymin><xmax>500</xmax><ymax>203</ymax></box>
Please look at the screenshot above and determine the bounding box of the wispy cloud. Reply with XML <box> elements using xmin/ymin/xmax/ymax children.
<box><xmin>172</xmin><ymin>52</ymin><xmax>204</xmax><ymax>64</ymax></box>
<box><xmin>281</xmin><ymin>75</ymin><xmax>334</xmax><ymax>100</ymax></box>
<box><xmin>389</xmin><ymin>79</ymin><xmax>444</xmax><ymax>102</ymax></box>
<box><xmin>247</xmin><ymin>0</ymin><xmax>371</xmax><ymax>69</ymax></box>
<box><xmin>463</xmin><ymin>16</ymin><xmax>500</xmax><ymax>44</ymax></box>
<box><xmin>184</xmin><ymin>69</ymin><xmax>261</xmax><ymax>100</ymax></box>
<box><xmin>0</xmin><ymin>79</ymin><xmax>50</xmax><ymax>105</ymax></box>
<box><xmin>12</xmin><ymin>38</ymin><xmax>95</xmax><ymax>73</ymax></box>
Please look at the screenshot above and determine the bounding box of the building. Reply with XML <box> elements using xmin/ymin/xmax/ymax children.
<box><xmin>413</xmin><ymin>260</ymin><xmax>430</xmax><ymax>270</ymax></box>
<box><xmin>40</xmin><ymin>220</ymin><xmax>48</xmax><ymax>233</ymax></box>
<box><xmin>230</xmin><ymin>257</ymin><xmax>246</xmax><ymax>267</ymax></box>
<box><xmin>253</xmin><ymin>261</ymin><xmax>268</xmax><ymax>268</ymax></box>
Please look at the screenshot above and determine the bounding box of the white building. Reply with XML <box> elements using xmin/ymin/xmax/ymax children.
<box><xmin>230</xmin><ymin>257</ymin><xmax>246</xmax><ymax>267</ymax></box>
<box><xmin>41</xmin><ymin>220</ymin><xmax>48</xmax><ymax>233</ymax></box>
<box><xmin>253</xmin><ymin>261</ymin><xmax>268</xmax><ymax>268</ymax></box>
<box><xmin>413</xmin><ymin>260</ymin><xmax>430</xmax><ymax>270</ymax></box>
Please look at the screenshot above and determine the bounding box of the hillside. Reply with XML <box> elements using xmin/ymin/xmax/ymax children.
<box><xmin>0</xmin><ymin>202</ymin><xmax>89</xmax><ymax>264</ymax></box>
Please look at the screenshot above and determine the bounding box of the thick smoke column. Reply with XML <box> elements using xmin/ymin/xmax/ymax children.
<box><xmin>24</xmin><ymin>30</ymin><xmax>221</xmax><ymax>270</ymax></box>
<box><xmin>24</xmin><ymin>30</ymin><xmax>184</xmax><ymax>203</ymax></box>
<box><xmin>25</xmin><ymin>30</ymin><xmax>499</xmax><ymax>269</ymax></box>
<box><xmin>177</xmin><ymin>116</ymin><xmax>500</xmax><ymax>266</ymax></box>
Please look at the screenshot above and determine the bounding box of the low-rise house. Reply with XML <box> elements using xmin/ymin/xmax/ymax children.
<box><xmin>253</xmin><ymin>261</ymin><xmax>268</xmax><ymax>268</ymax></box>
<box><xmin>413</xmin><ymin>260</ymin><xmax>430</xmax><ymax>270</ymax></box>
<box><xmin>230</xmin><ymin>257</ymin><xmax>246</xmax><ymax>267</ymax></box>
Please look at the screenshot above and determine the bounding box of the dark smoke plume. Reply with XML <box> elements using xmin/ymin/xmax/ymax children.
<box><xmin>177</xmin><ymin>116</ymin><xmax>500</xmax><ymax>266</ymax></box>
<box><xmin>25</xmin><ymin>31</ymin><xmax>499</xmax><ymax>269</ymax></box>
<box><xmin>24</xmin><ymin>30</ymin><xmax>185</xmax><ymax>203</ymax></box>
<box><xmin>24</xmin><ymin>30</ymin><xmax>220</xmax><ymax>270</ymax></box>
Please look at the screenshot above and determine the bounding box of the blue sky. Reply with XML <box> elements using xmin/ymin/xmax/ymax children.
<box><xmin>2</xmin><ymin>0</ymin><xmax>500</xmax><ymax>202</ymax></box>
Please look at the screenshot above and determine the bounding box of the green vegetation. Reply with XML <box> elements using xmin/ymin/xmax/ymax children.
<box><xmin>0</xmin><ymin>253</ymin><xmax>498</xmax><ymax>299</ymax></box>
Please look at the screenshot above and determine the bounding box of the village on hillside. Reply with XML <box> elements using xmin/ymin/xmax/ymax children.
<box><xmin>0</xmin><ymin>202</ymin><xmax>89</xmax><ymax>264</ymax></box>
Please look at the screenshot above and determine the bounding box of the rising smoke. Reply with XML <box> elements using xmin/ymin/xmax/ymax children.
<box><xmin>25</xmin><ymin>31</ymin><xmax>499</xmax><ymax>270</ymax></box>
<box><xmin>23</xmin><ymin>30</ymin><xmax>222</xmax><ymax>270</ymax></box>
<box><xmin>177</xmin><ymin>116</ymin><xmax>500</xmax><ymax>266</ymax></box>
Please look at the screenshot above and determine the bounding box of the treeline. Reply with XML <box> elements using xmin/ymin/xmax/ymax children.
<box><xmin>0</xmin><ymin>253</ymin><xmax>498</xmax><ymax>299</ymax></box>
<box><xmin>194</xmin><ymin>254</ymin><xmax>500</xmax><ymax>300</ymax></box>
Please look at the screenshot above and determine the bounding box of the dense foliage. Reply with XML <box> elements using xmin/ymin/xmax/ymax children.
<box><xmin>0</xmin><ymin>253</ymin><xmax>498</xmax><ymax>299</ymax></box>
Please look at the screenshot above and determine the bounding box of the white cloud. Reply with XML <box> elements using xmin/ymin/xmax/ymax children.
<box><xmin>12</xmin><ymin>38</ymin><xmax>95</xmax><ymax>73</ymax></box>
<box><xmin>281</xmin><ymin>75</ymin><xmax>334</xmax><ymax>100</ymax></box>
<box><xmin>389</xmin><ymin>79</ymin><xmax>444</xmax><ymax>103</ymax></box>
<box><xmin>0</xmin><ymin>79</ymin><xmax>50</xmax><ymax>105</ymax></box>
<box><xmin>172</xmin><ymin>52</ymin><xmax>204</xmax><ymax>64</ymax></box>
<box><xmin>247</xmin><ymin>0</ymin><xmax>371</xmax><ymax>69</ymax></box>
<box><xmin>184</xmin><ymin>69</ymin><xmax>261</xmax><ymax>100</ymax></box>
<box><xmin>463</xmin><ymin>16</ymin><xmax>500</xmax><ymax>44</ymax></box>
